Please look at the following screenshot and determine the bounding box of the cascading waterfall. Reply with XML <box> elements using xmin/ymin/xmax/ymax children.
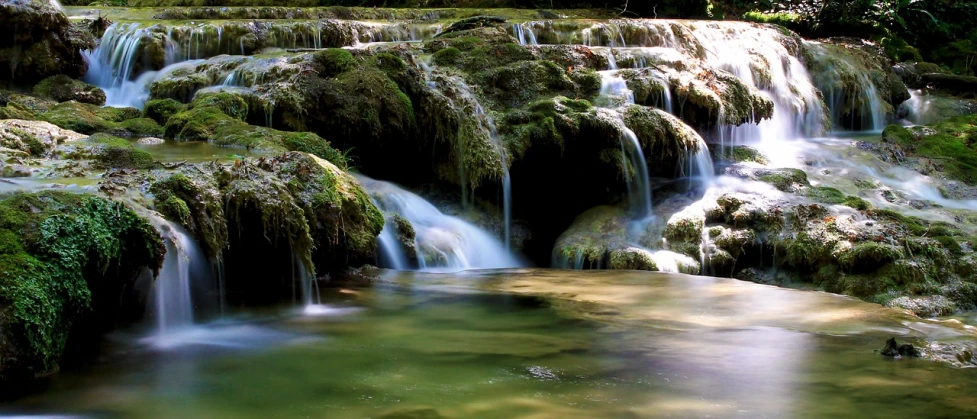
<box><xmin>357</xmin><ymin>175</ymin><xmax>520</xmax><ymax>271</ymax></box>
<box><xmin>149</xmin><ymin>218</ymin><xmax>204</xmax><ymax>335</ymax></box>
<box><xmin>512</xmin><ymin>23</ymin><xmax>538</xmax><ymax>46</ymax></box>
<box><xmin>597</xmin><ymin>72</ymin><xmax>653</xmax><ymax>218</ymax></box>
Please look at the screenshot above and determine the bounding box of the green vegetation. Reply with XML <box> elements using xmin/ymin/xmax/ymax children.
<box><xmin>0</xmin><ymin>191</ymin><xmax>164</xmax><ymax>381</ymax></box>
<box><xmin>880</xmin><ymin>115</ymin><xmax>977</xmax><ymax>184</ymax></box>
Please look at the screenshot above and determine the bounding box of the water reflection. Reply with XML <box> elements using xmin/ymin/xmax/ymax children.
<box><xmin>2</xmin><ymin>269</ymin><xmax>976</xmax><ymax>418</ymax></box>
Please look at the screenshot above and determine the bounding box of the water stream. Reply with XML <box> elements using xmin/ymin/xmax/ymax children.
<box><xmin>5</xmin><ymin>270</ymin><xmax>977</xmax><ymax>417</ymax></box>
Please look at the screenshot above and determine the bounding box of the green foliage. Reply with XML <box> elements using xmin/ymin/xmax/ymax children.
<box><xmin>742</xmin><ymin>11</ymin><xmax>800</xmax><ymax>27</ymax></box>
<box><xmin>0</xmin><ymin>191</ymin><xmax>163</xmax><ymax>379</ymax></box>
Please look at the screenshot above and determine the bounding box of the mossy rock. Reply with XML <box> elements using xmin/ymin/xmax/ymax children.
<box><xmin>314</xmin><ymin>48</ymin><xmax>356</xmax><ymax>78</ymax></box>
<box><xmin>552</xmin><ymin>205</ymin><xmax>630</xmax><ymax>268</ymax></box>
<box><xmin>191</xmin><ymin>92</ymin><xmax>248</xmax><ymax>121</ymax></box>
<box><xmin>39</xmin><ymin>102</ymin><xmax>145</xmax><ymax>137</ymax></box>
<box><xmin>878</xmin><ymin>117</ymin><xmax>977</xmax><ymax>185</ymax></box>
<box><xmin>802</xmin><ymin>186</ymin><xmax>872</xmax><ymax>210</ymax></box>
<box><xmin>83</xmin><ymin>134</ymin><xmax>158</xmax><ymax>169</ymax></box>
<box><xmin>151</xmin><ymin>171</ymin><xmax>227</xmax><ymax>259</ymax></box>
<box><xmin>32</xmin><ymin>75</ymin><xmax>106</xmax><ymax>106</ymax></box>
<box><xmin>473</xmin><ymin>60</ymin><xmax>575</xmax><ymax>107</ymax></box>
<box><xmin>120</xmin><ymin>118</ymin><xmax>164</xmax><ymax>137</ymax></box>
<box><xmin>757</xmin><ymin>168</ymin><xmax>810</xmax><ymax>192</ymax></box>
<box><xmin>0</xmin><ymin>191</ymin><xmax>164</xmax><ymax>382</ymax></box>
<box><xmin>723</xmin><ymin>146</ymin><xmax>769</xmax><ymax>164</ymax></box>
<box><xmin>255</xmin><ymin>152</ymin><xmax>384</xmax><ymax>269</ymax></box>
<box><xmin>143</xmin><ymin>98</ymin><xmax>186</xmax><ymax>125</ymax></box>
<box><xmin>164</xmin><ymin>103</ymin><xmax>346</xmax><ymax>166</ymax></box>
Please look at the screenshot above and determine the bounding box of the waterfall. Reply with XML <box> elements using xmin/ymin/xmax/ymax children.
<box><xmin>357</xmin><ymin>175</ymin><xmax>521</xmax><ymax>272</ymax></box>
<box><xmin>513</xmin><ymin>23</ymin><xmax>538</xmax><ymax>46</ymax></box>
<box><xmin>597</xmin><ymin>72</ymin><xmax>653</xmax><ymax>218</ymax></box>
<box><xmin>150</xmin><ymin>219</ymin><xmax>204</xmax><ymax>335</ymax></box>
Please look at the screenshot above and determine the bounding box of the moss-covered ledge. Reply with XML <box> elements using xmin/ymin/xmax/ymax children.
<box><xmin>0</xmin><ymin>191</ymin><xmax>165</xmax><ymax>385</ymax></box>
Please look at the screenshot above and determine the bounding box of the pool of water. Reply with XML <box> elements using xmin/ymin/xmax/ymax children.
<box><xmin>3</xmin><ymin>269</ymin><xmax>976</xmax><ymax>418</ymax></box>
<box><xmin>135</xmin><ymin>140</ymin><xmax>259</xmax><ymax>163</ymax></box>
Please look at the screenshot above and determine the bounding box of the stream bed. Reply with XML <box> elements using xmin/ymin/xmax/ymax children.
<box><xmin>3</xmin><ymin>269</ymin><xmax>976</xmax><ymax>418</ymax></box>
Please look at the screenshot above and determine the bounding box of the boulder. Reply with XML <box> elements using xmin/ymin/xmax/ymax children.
<box><xmin>0</xmin><ymin>0</ymin><xmax>91</xmax><ymax>85</ymax></box>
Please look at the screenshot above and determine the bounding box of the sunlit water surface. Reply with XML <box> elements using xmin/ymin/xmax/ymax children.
<box><xmin>3</xmin><ymin>270</ymin><xmax>977</xmax><ymax>418</ymax></box>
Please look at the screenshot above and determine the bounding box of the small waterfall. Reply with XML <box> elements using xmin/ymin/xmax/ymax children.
<box><xmin>597</xmin><ymin>72</ymin><xmax>653</xmax><ymax>218</ymax></box>
<box><xmin>513</xmin><ymin>23</ymin><xmax>538</xmax><ymax>46</ymax></box>
<box><xmin>150</xmin><ymin>219</ymin><xmax>204</xmax><ymax>334</ymax></box>
<box><xmin>357</xmin><ymin>175</ymin><xmax>520</xmax><ymax>271</ymax></box>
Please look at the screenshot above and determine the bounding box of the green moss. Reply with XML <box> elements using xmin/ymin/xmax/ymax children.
<box><xmin>742</xmin><ymin>11</ymin><xmax>801</xmax><ymax>27</ymax></box>
<box><xmin>0</xmin><ymin>191</ymin><xmax>164</xmax><ymax>380</ymax></box>
<box><xmin>41</xmin><ymin>102</ymin><xmax>117</xmax><ymax>135</ymax></box>
<box><xmin>728</xmin><ymin>146</ymin><xmax>769</xmax><ymax>164</ymax></box>
<box><xmin>803</xmin><ymin>186</ymin><xmax>871</xmax><ymax>210</ymax></box>
<box><xmin>314</xmin><ymin>48</ymin><xmax>357</xmax><ymax>78</ymax></box>
<box><xmin>150</xmin><ymin>172</ymin><xmax>227</xmax><ymax>259</ymax></box>
<box><xmin>837</xmin><ymin>242</ymin><xmax>905</xmax><ymax>272</ymax></box>
<box><xmin>433</xmin><ymin>47</ymin><xmax>461</xmax><ymax>67</ymax></box>
<box><xmin>2</xmin><ymin>127</ymin><xmax>46</xmax><ymax>156</ymax></box>
<box><xmin>880</xmin><ymin>116</ymin><xmax>977</xmax><ymax>185</ymax></box>
<box><xmin>157</xmin><ymin>195</ymin><xmax>190</xmax><ymax>225</ymax></box>
<box><xmin>474</xmin><ymin>60</ymin><xmax>575</xmax><ymax>107</ymax></box>
<box><xmin>758</xmin><ymin>168</ymin><xmax>809</xmax><ymax>192</ymax></box>
<box><xmin>143</xmin><ymin>98</ymin><xmax>186</xmax><ymax>125</ymax></box>
<box><xmin>870</xmin><ymin>208</ymin><xmax>928</xmax><ymax>235</ymax></box>
<box><xmin>0</xmin><ymin>102</ymin><xmax>38</xmax><ymax>120</ymax></box>
<box><xmin>191</xmin><ymin>92</ymin><xmax>248</xmax><ymax>121</ymax></box>
<box><xmin>32</xmin><ymin>75</ymin><xmax>106</xmax><ymax>106</ymax></box>
<box><xmin>120</xmin><ymin>118</ymin><xmax>164</xmax><ymax>137</ymax></box>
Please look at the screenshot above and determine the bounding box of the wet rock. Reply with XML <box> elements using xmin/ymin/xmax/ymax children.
<box><xmin>920</xmin><ymin>73</ymin><xmax>977</xmax><ymax>98</ymax></box>
<box><xmin>879</xmin><ymin>337</ymin><xmax>921</xmax><ymax>358</ymax></box>
<box><xmin>0</xmin><ymin>0</ymin><xmax>90</xmax><ymax>84</ymax></box>
<box><xmin>0</xmin><ymin>119</ymin><xmax>86</xmax><ymax>158</ymax></box>
<box><xmin>32</xmin><ymin>75</ymin><xmax>106</xmax><ymax>106</ymax></box>
<box><xmin>887</xmin><ymin>295</ymin><xmax>957</xmax><ymax>318</ymax></box>
<box><xmin>136</xmin><ymin>137</ymin><xmax>164</xmax><ymax>146</ymax></box>
<box><xmin>925</xmin><ymin>341</ymin><xmax>977</xmax><ymax>368</ymax></box>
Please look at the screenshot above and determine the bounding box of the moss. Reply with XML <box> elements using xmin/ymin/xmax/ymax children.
<box><xmin>191</xmin><ymin>92</ymin><xmax>248</xmax><ymax>121</ymax></box>
<box><xmin>0</xmin><ymin>102</ymin><xmax>38</xmax><ymax>120</ymax></box>
<box><xmin>32</xmin><ymin>75</ymin><xmax>106</xmax><ymax>106</ymax></box>
<box><xmin>62</xmin><ymin>133</ymin><xmax>159</xmax><ymax>169</ymax></box>
<box><xmin>836</xmin><ymin>242</ymin><xmax>905</xmax><ymax>272</ymax></box>
<box><xmin>120</xmin><ymin>118</ymin><xmax>164</xmax><ymax>137</ymax></box>
<box><xmin>758</xmin><ymin>168</ymin><xmax>809</xmax><ymax>192</ymax></box>
<box><xmin>143</xmin><ymin>98</ymin><xmax>186</xmax><ymax>125</ymax></box>
<box><xmin>727</xmin><ymin>146</ymin><xmax>769</xmax><ymax>164</ymax></box>
<box><xmin>1</xmin><ymin>127</ymin><xmax>46</xmax><ymax>156</ymax></box>
<box><xmin>157</xmin><ymin>195</ymin><xmax>191</xmax><ymax>225</ymax></box>
<box><xmin>314</xmin><ymin>48</ymin><xmax>357</xmax><ymax>78</ymax></box>
<box><xmin>552</xmin><ymin>206</ymin><xmax>630</xmax><ymax>267</ymax></box>
<box><xmin>742</xmin><ymin>11</ymin><xmax>801</xmax><ymax>27</ymax></box>
<box><xmin>433</xmin><ymin>47</ymin><xmax>462</xmax><ymax>67</ymax></box>
<box><xmin>41</xmin><ymin>101</ymin><xmax>118</xmax><ymax>135</ymax></box>
<box><xmin>803</xmin><ymin>186</ymin><xmax>871</xmax><ymax>210</ymax></box>
<box><xmin>474</xmin><ymin>60</ymin><xmax>575</xmax><ymax>107</ymax></box>
<box><xmin>879</xmin><ymin>116</ymin><xmax>977</xmax><ymax>185</ymax></box>
<box><xmin>0</xmin><ymin>191</ymin><xmax>164</xmax><ymax>381</ymax></box>
<box><xmin>569</xmin><ymin>68</ymin><xmax>601</xmax><ymax>98</ymax></box>
<box><xmin>608</xmin><ymin>247</ymin><xmax>658</xmax><ymax>271</ymax></box>
<box><xmin>164</xmin><ymin>104</ymin><xmax>347</xmax><ymax>166</ymax></box>
<box><xmin>150</xmin><ymin>172</ymin><xmax>227</xmax><ymax>259</ymax></box>
<box><xmin>869</xmin><ymin>208</ymin><xmax>927</xmax><ymax>235</ymax></box>
<box><xmin>257</xmin><ymin>153</ymin><xmax>383</xmax><ymax>268</ymax></box>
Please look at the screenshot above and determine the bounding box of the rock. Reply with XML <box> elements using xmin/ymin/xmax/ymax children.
<box><xmin>920</xmin><ymin>73</ymin><xmax>977</xmax><ymax>98</ymax></box>
<box><xmin>0</xmin><ymin>0</ymin><xmax>90</xmax><ymax>84</ymax></box>
<box><xmin>0</xmin><ymin>191</ymin><xmax>164</xmax><ymax>383</ymax></box>
<box><xmin>879</xmin><ymin>337</ymin><xmax>921</xmax><ymax>358</ymax></box>
<box><xmin>0</xmin><ymin>119</ymin><xmax>85</xmax><ymax>156</ymax></box>
<box><xmin>887</xmin><ymin>295</ymin><xmax>957</xmax><ymax>317</ymax></box>
<box><xmin>136</xmin><ymin>137</ymin><xmax>164</xmax><ymax>145</ymax></box>
<box><xmin>32</xmin><ymin>75</ymin><xmax>106</xmax><ymax>105</ymax></box>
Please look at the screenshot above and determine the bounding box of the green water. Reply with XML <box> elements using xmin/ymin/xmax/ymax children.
<box><xmin>4</xmin><ymin>270</ymin><xmax>977</xmax><ymax>418</ymax></box>
<box><xmin>134</xmin><ymin>140</ymin><xmax>259</xmax><ymax>163</ymax></box>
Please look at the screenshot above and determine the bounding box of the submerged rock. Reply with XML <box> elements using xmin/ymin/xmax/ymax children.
<box><xmin>879</xmin><ymin>337</ymin><xmax>921</xmax><ymax>358</ymax></box>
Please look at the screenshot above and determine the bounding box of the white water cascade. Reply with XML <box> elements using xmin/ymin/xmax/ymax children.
<box><xmin>597</xmin><ymin>71</ymin><xmax>654</xmax><ymax>218</ymax></box>
<box><xmin>357</xmin><ymin>175</ymin><xmax>521</xmax><ymax>272</ymax></box>
<box><xmin>148</xmin><ymin>218</ymin><xmax>205</xmax><ymax>335</ymax></box>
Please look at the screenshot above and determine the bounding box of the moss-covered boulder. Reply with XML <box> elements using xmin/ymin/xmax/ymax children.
<box><xmin>143</xmin><ymin>98</ymin><xmax>186</xmax><ymax>126</ymax></box>
<box><xmin>32</xmin><ymin>75</ymin><xmax>106</xmax><ymax>106</ymax></box>
<box><xmin>0</xmin><ymin>191</ymin><xmax>164</xmax><ymax>383</ymax></box>
<box><xmin>58</xmin><ymin>133</ymin><xmax>159</xmax><ymax>169</ymax></box>
<box><xmin>552</xmin><ymin>205</ymin><xmax>631</xmax><ymax>268</ymax></box>
<box><xmin>150</xmin><ymin>170</ymin><xmax>227</xmax><ymax>260</ymax></box>
<box><xmin>0</xmin><ymin>0</ymin><xmax>91</xmax><ymax>84</ymax></box>
<box><xmin>873</xmin><ymin>117</ymin><xmax>977</xmax><ymax>185</ymax></box>
<box><xmin>39</xmin><ymin>101</ymin><xmax>148</xmax><ymax>137</ymax></box>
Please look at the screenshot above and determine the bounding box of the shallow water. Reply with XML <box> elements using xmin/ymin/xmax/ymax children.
<box><xmin>134</xmin><ymin>140</ymin><xmax>259</xmax><ymax>163</ymax></box>
<box><xmin>3</xmin><ymin>270</ymin><xmax>976</xmax><ymax>418</ymax></box>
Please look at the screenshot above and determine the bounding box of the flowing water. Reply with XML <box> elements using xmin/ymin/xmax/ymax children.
<box><xmin>358</xmin><ymin>175</ymin><xmax>521</xmax><ymax>271</ymax></box>
<box><xmin>4</xmin><ymin>269</ymin><xmax>977</xmax><ymax>417</ymax></box>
